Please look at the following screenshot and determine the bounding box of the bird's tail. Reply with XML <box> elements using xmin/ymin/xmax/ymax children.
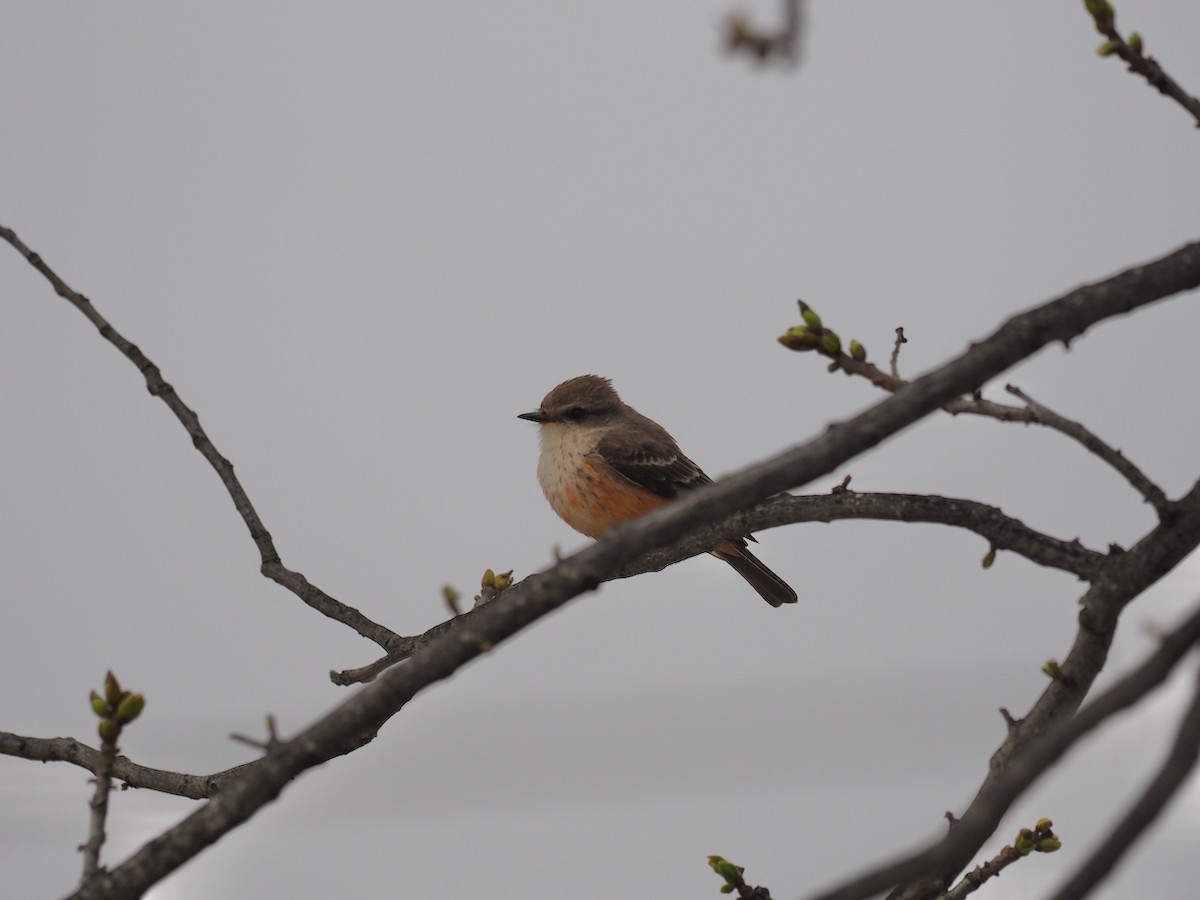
<box><xmin>713</xmin><ymin>543</ymin><xmax>798</xmax><ymax>607</ymax></box>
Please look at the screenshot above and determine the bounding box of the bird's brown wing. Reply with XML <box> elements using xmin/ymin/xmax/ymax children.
<box><xmin>597</xmin><ymin>413</ymin><xmax>792</xmax><ymax>604</ymax></box>
<box><xmin>595</xmin><ymin>427</ymin><xmax>712</xmax><ymax>500</ymax></box>
<box><xmin>596</xmin><ymin>416</ymin><xmax>764</xmax><ymax>545</ymax></box>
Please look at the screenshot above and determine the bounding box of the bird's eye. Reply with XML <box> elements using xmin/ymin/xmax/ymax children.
<box><xmin>565</xmin><ymin>407</ymin><xmax>588</xmax><ymax>421</ymax></box>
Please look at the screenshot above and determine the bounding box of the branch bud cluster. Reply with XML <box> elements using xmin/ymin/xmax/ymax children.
<box><xmin>1014</xmin><ymin>818</ymin><xmax>1062</xmax><ymax>855</ymax></box>
<box><xmin>778</xmin><ymin>300</ymin><xmax>869</xmax><ymax>375</ymax></box>
<box><xmin>89</xmin><ymin>670</ymin><xmax>146</xmax><ymax>747</ymax></box>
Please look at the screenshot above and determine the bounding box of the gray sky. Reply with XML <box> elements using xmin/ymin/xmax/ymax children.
<box><xmin>4</xmin><ymin>2</ymin><xmax>1200</xmax><ymax>898</ymax></box>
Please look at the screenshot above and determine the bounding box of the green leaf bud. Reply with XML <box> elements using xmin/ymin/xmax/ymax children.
<box><xmin>116</xmin><ymin>693</ymin><xmax>145</xmax><ymax>724</ymax></box>
<box><xmin>104</xmin><ymin>671</ymin><xmax>123</xmax><ymax>706</ymax></box>
<box><xmin>90</xmin><ymin>691</ymin><xmax>110</xmax><ymax>717</ymax></box>
<box><xmin>778</xmin><ymin>327</ymin><xmax>821</xmax><ymax>351</ymax></box>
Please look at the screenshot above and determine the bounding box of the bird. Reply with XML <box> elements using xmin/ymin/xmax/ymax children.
<box><xmin>518</xmin><ymin>375</ymin><xmax>797</xmax><ymax>607</ymax></box>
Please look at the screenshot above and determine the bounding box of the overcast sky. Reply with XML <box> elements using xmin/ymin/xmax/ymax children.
<box><xmin>4</xmin><ymin>3</ymin><xmax>1200</xmax><ymax>898</ymax></box>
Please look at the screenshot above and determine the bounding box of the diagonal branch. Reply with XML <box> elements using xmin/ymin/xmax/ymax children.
<box><xmin>0</xmin><ymin>225</ymin><xmax>405</xmax><ymax>657</ymax></box>
<box><xmin>805</xmin><ymin>592</ymin><xmax>1200</xmax><ymax>900</ymax></box>
<box><xmin>1084</xmin><ymin>2</ymin><xmax>1200</xmax><ymax>128</ymax></box>
<box><xmin>885</xmin><ymin>480</ymin><xmax>1200</xmax><ymax>900</ymax></box>
<box><xmin>64</xmin><ymin>240</ymin><xmax>1200</xmax><ymax>899</ymax></box>
<box><xmin>0</xmin><ymin>478</ymin><xmax>1120</xmax><ymax>771</ymax></box>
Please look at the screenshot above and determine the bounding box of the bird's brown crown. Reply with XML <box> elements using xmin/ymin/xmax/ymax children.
<box><xmin>535</xmin><ymin>375</ymin><xmax>622</xmax><ymax>423</ymax></box>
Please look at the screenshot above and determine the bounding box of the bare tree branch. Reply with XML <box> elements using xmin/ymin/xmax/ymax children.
<box><xmin>0</xmin><ymin>733</ymin><xmax>254</xmax><ymax>799</ymax></box>
<box><xmin>805</xmin><ymin>593</ymin><xmax>1200</xmax><ymax>900</ymax></box>
<box><xmin>0</xmin><ymin>225</ymin><xmax>405</xmax><ymax>658</ymax></box>
<box><xmin>60</xmin><ymin>239</ymin><xmax>1200</xmax><ymax>899</ymax></box>
<box><xmin>1004</xmin><ymin>384</ymin><xmax>1170</xmax><ymax>518</ymax></box>
<box><xmin>944</xmin><ymin>819</ymin><xmax>1061</xmax><ymax>900</ymax></box>
<box><xmin>334</xmin><ymin>491</ymin><xmax>1106</xmax><ymax>686</ymax></box>
<box><xmin>885</xmin><ymin>476</ymin><xmax>1200</xmax><ymax>900</ymax></box>
<box><xmin>79</xmin><ymin>737</ymin><xmax>117</xmax><ymax>883</ymax></box>
<box><xmin>623</xmin><ymin>492</ymin><xmax>1108</xmax><ymax>582</ymax></box>
<box><xmin>1044</xmin><ymin>662</ymin><xmax>1200</xmax><ymax>900</ymax></box>
<box><xmin>943</xmin><ymin>844</ymin><xmax>1026</xmax><ymax>899</ymax></box>
<box><xmin>794</xmin><ymin>327</ymin><xmax>1170</xmax><ymax>514</ymax></box>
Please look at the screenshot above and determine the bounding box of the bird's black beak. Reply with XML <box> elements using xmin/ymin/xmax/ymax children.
<box><xmin>518</xmin><ymin>410</ymin><xmax>548</xmax><ymax>423</ymax></box>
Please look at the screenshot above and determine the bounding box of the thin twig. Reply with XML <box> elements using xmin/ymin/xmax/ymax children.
<box><xmin>1005</xmin><ymin>384</ymin><xmax>1170</xmax><ymax>518</ymax></box>
<box><xmin>79</xmin><ymin>736</ymin><xmax>117</xmax><ymax>882</ymax></box>
<box><xmin>806</xmin><ymin>325</ymin><xmax>1170</xmax><ymax>514</ymax></box>
<box><xmin>944</xmin><ymin>844</ymin><xmax>1028</xmax><ymax>899</ymax></box>
<box><xmin>1085</xmin><ymin>3</ymin><xmax>1200</xmax><ymax>128</ymax></box>
<box><xmin>891</xmin><ymin>327</ymin><xmax>907</xmax><ymax>378</ymax></box>
<box><xmin>0</xmin><ymin>226</ymin><xmax>405</xmax><ymax>658</ymax></box>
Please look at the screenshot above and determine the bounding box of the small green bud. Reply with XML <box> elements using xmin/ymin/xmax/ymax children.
<box><xmin>849</xmin><ymin>339</ymin><xmax>866</xmax><ymax>362</ymax></box>
<box><xmin>1037</xmin><ymin>836</ymin><xmax>1062</xmax><ymax>853</ymax></box>
<box><xmin>1043</xmin><ymin>659</ymin><xmax>1063</xmax><ymax>680</ymax></box>
<box><xmin>778</xmin><ymin>327</ymin><xmax>821</xmax><ymax>351</ymax></box>
<box><xmin>116</xmin><ymin>693</ymin><xmax>145</xmax><ymax>724</ymax></box>
<box><xmin>98</xmin><ymin>718</ymin><xmax>120</xmax><ymax>743</ymax></box>
<box><xmin>1035</xmin><ymin>817</ymin><xmax>1054</xmax><ymax>833</ymax></box>
<box><xmin>104</xmin><ymin>671</ymin><xmax>123</xmax><ymax>706</ymax></box>
<box><xmin>716</xmin><ymin>860</ymin><xmax>741</xmax><ymax>883</ymax></box>
<box><xmin>1014</xmin><ymin>828</ymin><xmax>1036</xmax><ymax>855</ymax></box>
<box><xmin>90</xmin><ymin>691</ymin><xmax>110</xmax><ymax>717</ymax></box>
<box><xmin>982</xmin><ymin>547</ymin><xmax>996</xmax><ymax>569</ymax></box>
<box><xmin>1128</xmin><ymin>32</ymin><xmax>1143</xmax><ymax>54</ymax></box>
<box><xmin>1084</xmin><ymin>0</ymin><xmax>1114</xmax><ymax>26</ymax></box>
<box><xmin>481</xmin><ymin>568</ymin><xmax>495</xmax><ymax>589</ymax></box>
<box><xmin>821</xmin><ymin>330</ymin><xmax>841</xmax><ymax>354</ymax></box>
<box><xmin>720</xmin><ymin>886</ymin><xmax>734</xmax><ymax>895</ymax></box>
<box><xmin>801</xmin><ymin>306</ymin><xmax>822</xmax><ymax>331</ymax></box>
<box><xmin>1096</xmin><ymin>41</ymin><xmax>1118</xmax><ymax>56</ymax></box>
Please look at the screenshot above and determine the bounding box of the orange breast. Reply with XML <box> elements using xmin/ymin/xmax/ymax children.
<box><xmin>541</xmin><ymin>452</ymin><xmax>665</xmax><ymax>538</ymax></box>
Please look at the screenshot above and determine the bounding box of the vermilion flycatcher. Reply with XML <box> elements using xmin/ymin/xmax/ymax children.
<box><xmin>519</xmin><ymin>375</ymin><xmax>797</xmax><ymax>607</ymax></box>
